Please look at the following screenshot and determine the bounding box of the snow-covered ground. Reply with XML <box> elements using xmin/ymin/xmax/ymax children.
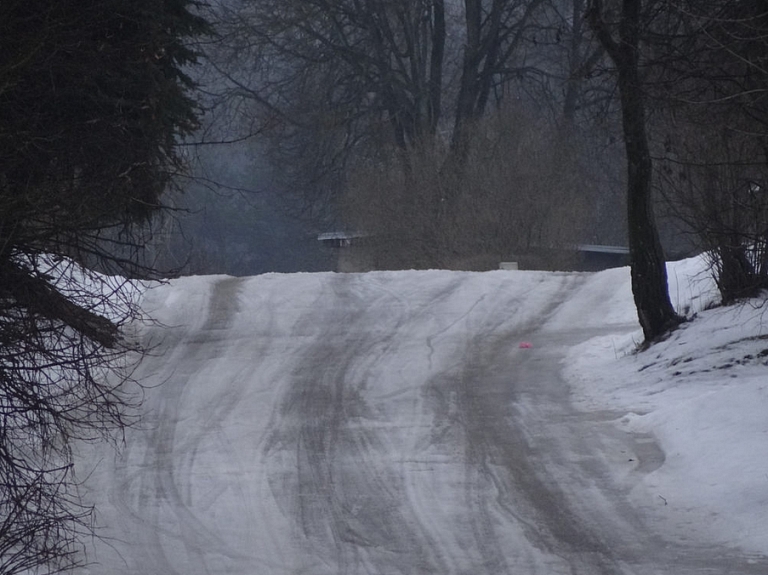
<box><xmin>76</xmin><ymin>256</ymin><xmax>768</xmax><ymax>574</ymax></box>
<box><xmin>565</xmin><ymin>256</ymin><xmax>768</xmax><ymax>555</ymax></box>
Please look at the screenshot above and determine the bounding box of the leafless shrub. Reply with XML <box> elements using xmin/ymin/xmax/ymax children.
<box><xmin>650</xmin><ymin>0</ymin><xmax>768</xmax><ymax>304</ymax></box>
<box><xmin>342</xmin><ymin>102</ymin><xmax>593</xmax><ymax>270</ymax></box>
<box><xmin>657</xmin><ymin>121</ymin><xmax>768</xmax><ymax>302</ymax></box>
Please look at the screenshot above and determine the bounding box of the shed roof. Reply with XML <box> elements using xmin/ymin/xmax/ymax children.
<box><xmin>318</xmin><ymin>231</ymin><xmax>368</xmax><ymax>241</ymax></box>
<box><xmin>577</xmin><ymin>244</ymin><xmax>630</xmax><ymax>255</ymax></box>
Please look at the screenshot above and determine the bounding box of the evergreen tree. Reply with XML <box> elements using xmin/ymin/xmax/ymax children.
<box><xmin>0</xmin><ymin>1</ymin><xmax>209</xmax><ymax>572</ymax></box>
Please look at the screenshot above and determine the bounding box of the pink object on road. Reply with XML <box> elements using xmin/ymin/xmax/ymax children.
<box><xmin>518</xmin><ymin>341</ymin><xmax>533</xmax><ymax>349</ymax></box>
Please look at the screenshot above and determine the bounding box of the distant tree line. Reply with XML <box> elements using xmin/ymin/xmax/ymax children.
<box><xmin>206</xmin><ymin>0</ymin><xmax>621</xmax><ymax>267</ymax></box>
<box><xmin>203</xmin><ymin>0</ymin><xmax>768</xmax><ymax>342</ymax></box>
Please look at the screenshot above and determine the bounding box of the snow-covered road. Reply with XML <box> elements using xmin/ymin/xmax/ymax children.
<box><xmin>79</xmin><ymin>269</ymin><xmax>768</xmax><ymax>574</ymax></box>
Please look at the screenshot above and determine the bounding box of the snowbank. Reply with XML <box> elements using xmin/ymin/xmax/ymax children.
<box><xmin>564</xmin><ymin>255</ymin><xmax>768</xmax><ymax>553</ymax></box>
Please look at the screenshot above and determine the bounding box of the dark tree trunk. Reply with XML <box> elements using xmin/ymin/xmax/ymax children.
<box><xmin>428</xmin><ymin>0</ymin><xmax>446</xmax><ymax>136</ymax></box>
<box><xmin>449</xmin><ymin>0</ymin><xmax>483</xmax><ymax>174</ymax></box>
<box><xmin>588</xmin><ymin>0</ymin><xmax>682</xmax><ymax>343</ymax></box>
<box><xmin>562</xmin><ymin>0</ymin><xmax>586</xmax><ymax>123</ymax></box>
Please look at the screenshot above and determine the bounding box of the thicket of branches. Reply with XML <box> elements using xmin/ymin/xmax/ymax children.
<box><xmin>206</xmin><ymin>0</ymin><xmax>620</xmax><ymax>269</ymax></box>
<box><xmin>343</xmin><ymin>103</ymin><xmax>596</xmax><ymax>270</ymax></box>
<box><xmin>0</xmin><ymin>1</ymin><xmax>209</xmax><ymax>572</ymax></box>
<box><xmin>200</xmin><ymin>0</ymin><xmax>768</xmax><ymax>342</ymax></box>
<box><xmin>0</xmin><ymin>258</ymin><xmax>143</xmax><ymax>575</ymax></box>
<box><xmin>590</xmin><ymin>0</ymin><xmax>768</xmax><ymax>315</ymax></box>
<box><xmin>649</xmin><ymin>0</ymin><xmax>768</xmax><ymax>303</ymax></box>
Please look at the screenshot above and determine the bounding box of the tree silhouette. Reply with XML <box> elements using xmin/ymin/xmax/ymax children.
<box><xmin>0</xmin><ymin>1</ymin><xmax>209</xmax><ymax>572</ymax></box>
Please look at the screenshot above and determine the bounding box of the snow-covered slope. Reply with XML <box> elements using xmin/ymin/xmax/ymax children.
<box><xmin>566</xmin><ymin>257</ymin><xmax>768</xmax><ymax>554</ymax></box>
<box><xmin>76</xmin><ymin>257</ymin><xmax>768</xmax><ymax>574</ymax></box>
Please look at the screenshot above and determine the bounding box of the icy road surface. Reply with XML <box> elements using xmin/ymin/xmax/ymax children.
<box><xmin>80</xmin><ymin>270</ymin><xmax>768</xmax><ymax>574</ymax></box>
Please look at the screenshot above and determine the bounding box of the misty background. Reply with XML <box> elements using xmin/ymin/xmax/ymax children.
<box><xmin>150</xmin><ymin>0</ymin><xmax>720</xmax><ymax>277</ymax></box>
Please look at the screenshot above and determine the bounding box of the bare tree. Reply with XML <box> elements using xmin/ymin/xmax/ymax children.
<box><xmin>451</xmin><ymin>0</ymin><xmax>549</xmax><ymax>155</ymax></box>
<box><xmin>587</xmin><ymin>0</ymin><xmax>683</xmax><ymax>343</ymax></box>
<box><xmin>207</xmin><ymin>0</ymin><xmax>562</xmax><ymax>194</ymax></box>
<box><xmin>343</xmin><ymin>100</ymin><xmax>592</xmax><ymax>269</ymax></box>
<box><xmin>0</xmin><ymin>257</ymin><xmax>144</xmax><ymax>575</ymax></box>
<box><xmin>211</xmin><ymin>0</ymin><xmax>447</xmax><ymax>149</ymax></box>
<box><xmin>204</xmin><ymin>0</ymin><xmax>628</xmax><ymax>267</ymax></box>
<box><xmin>650</xmin><ymin>0</ymin><xmax>768</xmax><ymax>303</ymax></box>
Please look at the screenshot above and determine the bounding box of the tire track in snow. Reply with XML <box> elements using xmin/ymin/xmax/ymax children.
<box><xmin>445</xmin><ymin>273</ymin><xmax>768</xmax><ymax>575</ymax></box>
<box><xmin>85</xmin><ymin>269</ymin><xmax>768</xmax><ymax>575</ymax></box>
<box><xmin>262</xmin><ymin>271</ymin><xmax>574</xmax><ymax>574</ymax></box>
<box><xmin>409</xmin><ymin>272</ymin><xmax>584</xmax><ymax>574</ymax></box>
<box><xmin>108</xmin><ymin>276</ymin><xmax>256</xmax><ymax>575</ymax></box>
<box><xmin>263</xmin><ymin>273</ymin><xmax>468</xmax><ymax>574</ymax></box>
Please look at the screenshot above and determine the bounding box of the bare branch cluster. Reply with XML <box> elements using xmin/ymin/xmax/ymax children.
<box><xmin>646</xmin><ymin>0</ymin><xmax>768</xmax><ymax>302</ymax></box>
<box><xmin>342</xmin><ymin>101</ymin><xmax>596</xmax><ymax>269</ymax></box>
<box><xmin>200</xmin><ymin>0</ymin><xmax>619</xmax><ymax>268</ymax></box>
<box><xmin>0</xmin><ymin>254</ymin><xmax>146</xmax><ymax>575</ymax></box>
<box><xmin>0</xmin><ymin>0</ymin><xmax>210</xmax><ymax>571</ymax></box>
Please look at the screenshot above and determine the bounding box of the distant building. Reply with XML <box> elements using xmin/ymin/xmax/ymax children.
<box><xmin>575</xmin><ymin>244</ymin><xmax>630</xmax><ymax>271</ymax></box>
<box><xmin>318</xmin><ymin>232</ymin><xmax>631</xmax><ymax>273</ymax></box>
<box><xmin>317</xmin><ymin>231</ymin><xmax>368</xmax><ymax>248</ymax></box>
<box><xmin>500</xmin><ymin>245</ymin><xmax>631</xmax><ymax>272</ymax></box>
<box><xmin>318</xmin><ymin>232</ymin><xmax>373</xmax><ymax>272</ymax></box>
